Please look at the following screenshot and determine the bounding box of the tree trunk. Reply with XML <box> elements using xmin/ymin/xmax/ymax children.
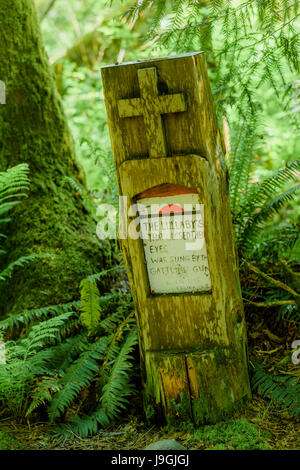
<box><xmin>0</xmin><ymin>0</ymin><xmax>110</xmax><ymax>316</ymax></box>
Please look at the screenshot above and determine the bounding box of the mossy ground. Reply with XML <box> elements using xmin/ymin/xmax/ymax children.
<box><xmin>0</xmin><ymin>394</ymin><xmax>298</xmax><ymax>450</ymax></box>
<box><xmin>188</xmin><ymin>418</ymin><xmax>271</xmax><ymax>450</ymax></box>
<box><xmin>0</xmin><ymin>429</ymin><xmax>27</xmax><ymax>450</ymax></box>
<box><xmin>0</xmin><ymin>287</ymin><xmax>299</xmax><ymax>451</ymax></box>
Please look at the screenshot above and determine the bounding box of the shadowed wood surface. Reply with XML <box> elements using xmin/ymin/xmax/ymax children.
<box><xmin>117</xmin><ymin>67</ymin><xmax>187</xmax><ymax>158</ymax></box>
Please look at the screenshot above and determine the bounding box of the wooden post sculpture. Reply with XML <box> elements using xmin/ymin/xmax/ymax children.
<box><xmin>101</xmin><ymin>52</ymin><xmax>251</xmax><ymax>425</ymax></box>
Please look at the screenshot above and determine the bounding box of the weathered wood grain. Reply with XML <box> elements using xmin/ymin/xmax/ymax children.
<box><xmin>101</xmin><ymin>52</ymin><xmax>251</xmax><ymax>425</ymax></box>
<box><xmin>117</xmin><ymin>67</ymin><xmax>186</xmax><ymax>158</ymax></box>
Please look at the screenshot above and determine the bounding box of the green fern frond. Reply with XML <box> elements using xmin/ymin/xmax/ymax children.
<box><xmin>0</xmin><ymin>277</ymin><xmax>136</xmax><ymax>429</ymax></box>
<box><xmin>0</xmin><ymin>164</ymin><xmax>30</xmax><ymax>227</ymax></box>
<box><xmin>251</xmin><ymin>363</ymin><xmax>300</xmax><ymax>417</ymax></box>
<box><xmin>26</xmin><ymin>376</ymin><xmax>61</xmax><ymax>417</ymax></box>
<box><xmin>0</xmin><ymin>163</ymin><xmax>30</xmax><ymax>194</ymax></box>
<box><xmin>100</xmin><ymin>310</ymin><xmax>136</xmax><ymax>364</ymax></box>
<box><xmin>0</xmin><ymin>253</ymin><xmax>53</xmax><ymax>282</ymax></box>
<box><xmin>239</xmin><ymin>184</ymin><xmax>299</xmax><ymax>252</ymax></box>
<box><xmin>0</xmin><ymin>300</ymin><xmax>80</xmax><ymax>332</ymax></box>
<box><xmin>48</xmin><ymin>335</ymin><xmax>112</xmax><ymax>422</ymax></box>
<box><xmin>277</xmin><ymin>304</ymin><xmax>300</xmax><ymax>323</ymax></box>
<box><xmin>238</xmin><ymin>160</ymin><xmax>300</xmax><ymax>218</ymax></box>
<box><xmin>2</xmin><ymin>314</ymin><xmax>73</xmax><ymax>365</ymax></box>
<box><xmin>54</xmin><ymin>326</ymin><xmax>138</xmax><ymax>438</ymax></box>
<box><xmin>229</xmin><ymin>106</ymin><xmax>260</xmax><ymax>207</ymax></box>
<box><xmin>24</xmin><ymin>312</ymin><xmax>74</xmax><ymax>357</ymax></box>
<box><xmin>62</xmin><ymin>176</ymin><xmax>83</xmax><ymax>194</ymax></box>
<box><xmin>99</xmin><ymin>304</ymin><xmax>133</xmax><ymax>333</ymax></box>
<box><xmin>101</xmin><ymin>327</ymin><xmax>138</xmax><ymax>420</ymax></box>
<box><xmin>86</xmin><ymin>264</ymin><xmax>126</xmax><ymax>283</ymax></box>
<box><xmin>0</xmin><ymin>200</ymin><xmax>22</xmax><ymax>218</ymax></box>
<box><xmin>0</xmin><ymin>164</ymin><xmax>30</xmax><ymax>260</ymax></box>
<box><xmin>80</xmin><ymin>278</ymin><xmax>102</xmax><ymax>334</ymax></box>
<box><xmin>37</xmin><ymin>334</ymin><xmax>88</xmax><ymax>376</ymax></box>
<box><xmin>53</xmin><ymin>406</ymin><xmax>110</xmax><ymax>439</ymax></box>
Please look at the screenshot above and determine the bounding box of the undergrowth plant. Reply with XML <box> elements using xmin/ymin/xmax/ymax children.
<box><xmin>230</xmin><ymin>155</ymin><xmax>299</xmax><ymax>256</ymax></box>
<box><xmin>0</xmin><ymin>271</ymin><xmax>138</xmax><ymax>438</ymax></box>
<box><xmin>251</xmin><ymin>362</ymin><xmax>300</xmax><ymax>418</ymax></box>
<box><xmin>190</xmin><ymin>418</ymin><xmax>271</xmax><ymax>450</ymax></box>
<box><xmin>0</xmin><ymin>164</ymin><xmax>48</xmax><ymax>285</ymax></box>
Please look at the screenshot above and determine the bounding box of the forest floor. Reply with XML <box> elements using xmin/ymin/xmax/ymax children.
<box><xmin>0</xmin><ymin>282</ymin><xmax>299</xmax><ymax>451</ymax></box>
<box><xmin>0</xmin><ymin>393</ymin><xmax>299</xmax><ymax>450</ymax></box>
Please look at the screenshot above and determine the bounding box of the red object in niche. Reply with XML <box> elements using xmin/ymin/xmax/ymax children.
<box><xmin>159</xmin><ymin>204</ymin><xmax>184</xmax><ymax>214</ymax></box>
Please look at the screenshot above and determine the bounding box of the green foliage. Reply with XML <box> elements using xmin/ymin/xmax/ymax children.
<box><xmin>0</xmin><ymin>254</ymin><xmax>53</xmax><ymax>282</ymax></box>
<box><xmin>58</xmin><ymin>62</ymin><xmax>114</xmax><ymax>192</ymax></box>
<box><xmin>128</xmin><ymin>1</ymin><xmax>299</xmax><ymax>81</ymax></box>
<box><xmin>40</xmin><ymin>1</ymin><xmax>299</xmax><ymax>257</ymax></box>
<box><xmin>191</xmin><ymin>418</ymin><xmax>271</xmax><ymax>450</ymax></box>
<box><xmin>0</xmin><ymin>164</ymin><xmax>30</xmax><ymax>265</ymax></box>
<box><xmin>125</xmin><ymin>0</ymin><xmax>299</xmax><ymax>259</ymax></box>
<box><xmin>0</xmin><ymin>311</ymin><xmax>73</xmax><ymax>416</ymax></box>
<box><xmin>127</xmin><ymin>0</ymin><xmax>299</xmax><ymax>131</ymax></box>
<box><xmin>0</xmin><ymin>430</ymin><xmax>25</xmax><ymax>450</ymax></box>
<box><xmin>80</xmin><ymin>278</ymin><xmax>102</xmax><ymax>333</ymax></box>
<box><xmin>0</xmin><ymin>275</ymin><xmax>137</xmax><ymax>437</ymax></box>
<box><xmin>79</xmin><ymin>140</ymin><xmax>119</xmax><ymax>206</ymax></box>
<box><xmin>55</xmin><ymin>327</ymin><xmax>138</xmax><ymax>438</ymax></box>
<box><xmin>0</xmin><ymin>164</ymin><xmax>50</xmax><ymax>286</ymax></box>
<box><xmin>101</xmin><ymin>328</ymin><xmax>137</xmax><ymax>419</ymax></box>
<box><xmin>0</xmin><ymin>300</ymin><xmax>80</xmax><ymax>331</ymax></box>
<box><xmin>251</xmin><ymin>363</ymin><xmax>300</xmax><ymax>418</ymax></box>
<box><xmin>232</xmin><ymin>159</ymin><xmax>300</xmax><ymax>254</ymax></box>
<box><xmin>0</xmin><ymin>164</ymin><xmax>29</xmax><ymax>216</ymax></box>
<box><xmin>47</xmin><ymin>335</ymin><xmax>111</xmax><ymax>422</ymax></box>
<box><xmin>52</xmin><ymin>1</ymin><xmax>299</xmax><ymax>267</ymax></box>
<box><xmin>278</xmin><ymin>303</ymin><xmax>300</xmax><ymax>323</ymax></box>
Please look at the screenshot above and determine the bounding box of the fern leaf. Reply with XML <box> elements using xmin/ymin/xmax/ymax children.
<box><xmin>80</xmin><ymin>278</ymin><xmax>102</xmax><ymax>333</ymax></box>
<box><xmin>101</xmin><ymin>327</ymin><xmax>138</xmax><ymax>420</ymax></box>
<box><xmin>26</xmin><ymin>376</ymin><xmax>61</xmax><ymax>417</ymax></box>
<box><xmin>0</xmin><ymin>300</ymin><xmax>80</xmax><ymax>332</ymax></box>
<box><xmin>251</xmin><ymin>363</ymin><xmax>300</xmax><ymax>417</ymax></box>
<box><xmin>0</xmin><ymin>253</ymin><xmax>53</xmax><ymax>282</ymax></box>
<box><xmin>240</xmin><ymin>184</ymin><xmax>299</xmax><ymax>252</ymax></box>
<box><xmin>52</xmin><ymin>328</ymin><xmax>138</xmax><ymax>438</ymax></box>
<box><xmin>48</xmin><ymin>335</ymin><xmax>112</xmax><ymax>422</ymax></box>
<box><xmin>25</xmin><ymin>312</ymin><xmax>74</xmax><ymax>357</ymax></box>
<box><xmin>53</xmin><ymin>406</ymin><xmax>110</xmax><ymax>439</ymax></box>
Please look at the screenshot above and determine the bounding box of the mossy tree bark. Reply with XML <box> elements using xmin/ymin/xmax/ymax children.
<box><xmin>0</xmin><ymin>0</ymin><xmax>110</xmax><ymax>316</ymax></box>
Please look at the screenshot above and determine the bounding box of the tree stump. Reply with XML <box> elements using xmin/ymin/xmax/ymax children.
<box><xmin>101</xmin><ymin>52</ymin><xmax>251</xmax><ymax>425</ymax></box>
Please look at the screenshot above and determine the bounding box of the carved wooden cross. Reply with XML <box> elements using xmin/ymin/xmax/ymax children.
<box><xmin>117</xmin><ymin>67</ymin><xmax>187</xmax><ymax>158</ymax></box>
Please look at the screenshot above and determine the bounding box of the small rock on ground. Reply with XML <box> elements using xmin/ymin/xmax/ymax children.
<box><xmin>144</xmin><ymin>439</ymin><xmax>187</xmax><ymax>451</ymax></box>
